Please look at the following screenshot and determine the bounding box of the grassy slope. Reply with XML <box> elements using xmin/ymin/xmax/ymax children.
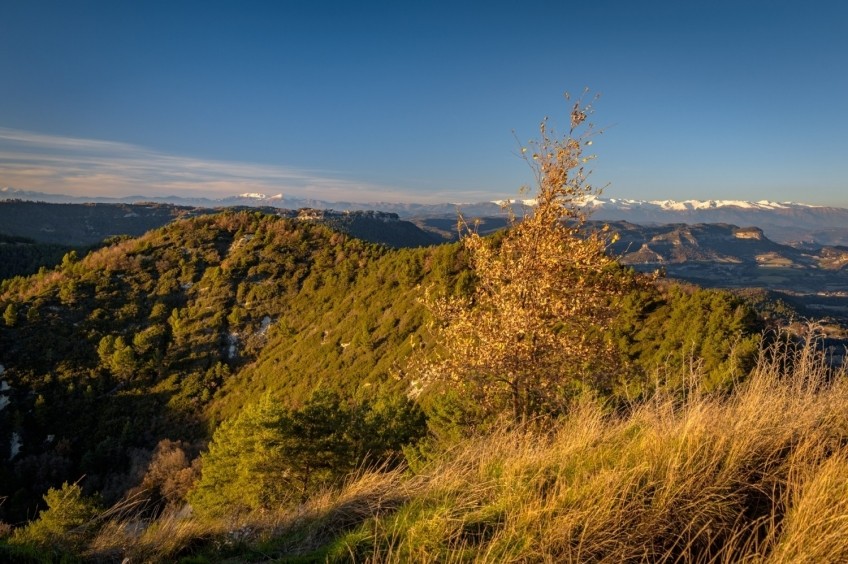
<box><xmin>69</xmin><ymin>336</ymin><xmax>848</xmax><ymax>563</ymax></box>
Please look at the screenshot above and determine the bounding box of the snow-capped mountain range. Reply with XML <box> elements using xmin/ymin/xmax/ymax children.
<box><xmin>586</xmin><ymin>197</ymin><xmax>820</xmax><ymax>211</ymax></box>
<box><xmin>2</xmin><ymin>187</ymin><xmax>848</xmax><ymax>246</ymax></box>
<box><xmin>496</xmin><ymin>197</ymin><xmax>822</xmax><ymax>211</ymax></box>
<box><xmin>579</xmin><ymin>198</ymin><xmax>848</xmax><ymax>246</ymax></box>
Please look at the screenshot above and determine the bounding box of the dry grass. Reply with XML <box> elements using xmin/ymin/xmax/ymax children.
<box><xmin>26</xmin><ymin>334</ymin><xmax>848</xmax><ymax>562</ymax></box>
<box><xmin>81</xmin><ymin>467</ymin><xmax>413</xmax><ymax>562</ymax></box>
<box><xmin>338</xmin><ymin>334</ymin><xmax>848</xmax><ymax>563</ymax></box>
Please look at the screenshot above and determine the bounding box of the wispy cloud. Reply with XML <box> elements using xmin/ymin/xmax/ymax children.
<box><xmin>0</xmin><ymin>127</ymin><xmax>433</xmax><ymax>202</ymax></box>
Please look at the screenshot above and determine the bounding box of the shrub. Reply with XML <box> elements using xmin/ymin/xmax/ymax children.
<box><xmin>11</xmin><ymin>481</ymin><xmax>100</xmax><ymax>552</ymax></box>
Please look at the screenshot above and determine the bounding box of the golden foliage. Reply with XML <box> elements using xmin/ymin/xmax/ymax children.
<box><xmin>423</xmin><ymin>93</ymin><xmax>631</xmax><ymax>422</ymax></box>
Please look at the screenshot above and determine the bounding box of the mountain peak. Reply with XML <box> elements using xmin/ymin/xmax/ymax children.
<box><xmin>594</xmin><ymin>198</ymin><xmax>820</xmax><ymax>211</ymax></box>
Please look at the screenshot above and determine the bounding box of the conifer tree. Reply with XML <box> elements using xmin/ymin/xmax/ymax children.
<box><xmin>189</xmin><ymin>391</ymin><xmax>425</xmax><ymax>516</ymax></box>
<box><xmin>3</xmin><ymin>303</ymin><xmax>17</xmax><ymax>327</ymax></box>
<box><xmin>11</xmin><ymin>482</ymin><xmax>100</xmax><ymax>551</ymax></box>
<box><xmin>424</xmin><ymin>93</ymin><xmax>632</xmax><ymax>424</ymax></box>
<box><xmin>188</xmin><ymin>396</ymin><xmax>287</xmax><ymax>517</ymax></box>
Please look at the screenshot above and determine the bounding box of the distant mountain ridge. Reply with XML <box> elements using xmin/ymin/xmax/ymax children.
<box><xmin>3</xmin><ymin>187</ymin><xmax>848</xmax><ymax>246</ymax></box>
<box><xmin>598</xmin><ymin>220</ymin><xmax>848</xmax><ymax>320</ymax></box>
<box><xmin>584</xmin><ymin>197</ymin><xmax>848</xmax><ymax>247</ymax></box>
<box><xmin>588</xmin><ymin>197</ymin><xmax>820</xmax><ymax>212</ymax></box>
<box><xmin>0</xmin><ymin>199</ymin><xmax>442</xmax><ymax>248</ymax></box>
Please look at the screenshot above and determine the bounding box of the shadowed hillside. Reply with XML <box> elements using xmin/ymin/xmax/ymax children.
<box><xmin>0</xmin><ymin>200</ymin><xmax>196</xmax><ymax>246</ymax></box>
<box><xmin>0</xmin><ymin>201</ymin><xmax>443</xmax><ymax>250</ymax></box>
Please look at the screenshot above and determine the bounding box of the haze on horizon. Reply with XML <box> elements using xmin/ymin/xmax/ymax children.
<box><xmin>1</xmin><ymin>1</ymin><xmax>846</xmax><ymax>207</ymax></box>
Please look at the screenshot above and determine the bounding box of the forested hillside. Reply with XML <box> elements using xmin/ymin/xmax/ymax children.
<box><xmin>0</xmin><ymin>209</ymin><xmax>761</xmax><ymax>525</ymax></box>
<box><xmin>0</xmin><ymin>234</ymin><xmax>76</xmax><ymax>280</ymax></box>
<box><xmin>0</xmin><ymin>212</ymin><xmax>454</xmax><ymax>519</ymax></box>
<box><xmin>0</xmin><ymin>200</ymin><xmax>195</xmax><ymax>246</ymax></box>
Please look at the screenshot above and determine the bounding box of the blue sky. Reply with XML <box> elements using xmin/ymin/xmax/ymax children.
<box><xmin>1</xmin><ymin>1</ymin><xmax>846</xmax><ymax>205</ymax></box>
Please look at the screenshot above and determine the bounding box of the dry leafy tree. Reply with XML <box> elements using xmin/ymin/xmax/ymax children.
<box><xmin>423</xmin><ymin>93</ymin><xmax>632</xmax><ymax>424</ymax></box>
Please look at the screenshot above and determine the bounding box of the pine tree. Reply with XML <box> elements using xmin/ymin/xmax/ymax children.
<box><xmin>188</xmin><ymin>396</ymin><xmax>287</xmax><ymax>517</ymax></box>
<box><xmin>3</xmin><ymin>303</ymin><xmax>17</xmax><ymax>327</ymax></box>
<box><xmin>11</xmin><ymin>482</ymin><xmax>100</xmax><ymax>551</ymax></box>
<box><xmin>189</xmin><ymin>391</ymin><xmax>425</xmax><ymax>516</ymax></box>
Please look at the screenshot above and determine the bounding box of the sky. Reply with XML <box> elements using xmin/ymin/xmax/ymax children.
<box><xmin>1</xmin><ymin>1</ymin><xmax>846</xmax><ymax>206</ymax></box>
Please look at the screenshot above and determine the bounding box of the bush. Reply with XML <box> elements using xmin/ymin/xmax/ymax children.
<box><xmin>11</xmin><ymin>482</ymin><xmax>100</xmax><ymax>552</ymax></box>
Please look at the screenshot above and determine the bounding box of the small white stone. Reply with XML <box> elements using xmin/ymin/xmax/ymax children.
<box><xmin>257</xmin><ymin>316</ymin><xmax>272</xmax><ymax>335</ymax></box>
<box><xmin>9</xmin><ymin>432</ymin><xmax>21</xmax><ymax>460</ymax></box>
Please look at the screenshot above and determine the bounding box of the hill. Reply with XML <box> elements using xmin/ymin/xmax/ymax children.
<box><xmin>0</xmin><ymin>210</ymin><xmax>765</xmax><ymax>526</ymax></box>
<box><xmin>3</xmin><ymin>201</ymin><xmax>846</xmax><ymax>321</ymax></box>
<box><xmin>602</xmin><ymin>221</ymin><xmax>848</xmax><ymax>321</ymax></box>
<box><xmin>2</xmin><ymin>201</ymin><xmax>842</xmax><ymax>331</ymax></box>
<box><xmin>0</xmin><ymin>201</ymin><xmax>441</xmax><ymax>251</ymax></box>
<box><xmin>0</xmin><ymin>200</ymin><xmax>196</xmax><ymax>246</ymax></box>
<box><xmin>0</xmin><ymin>211</ymin><xmax>473</xmax><ymax>522</ymax></box>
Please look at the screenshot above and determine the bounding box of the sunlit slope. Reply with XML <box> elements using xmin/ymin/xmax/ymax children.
<box><xmin>0</xmin><ymin>209</ymin><xmax>762</xmax><ymax>522</ymax></box>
